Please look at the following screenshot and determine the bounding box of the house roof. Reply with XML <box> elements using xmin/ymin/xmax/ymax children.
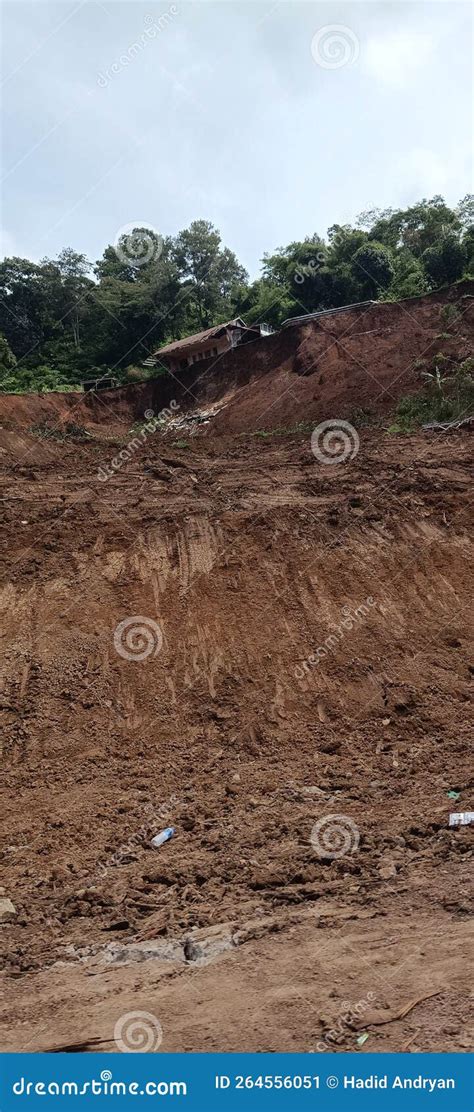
<box><xmin>153</xmin><ymin>318</ymin><xmax>246</xmax><ymax>358</ymax></box>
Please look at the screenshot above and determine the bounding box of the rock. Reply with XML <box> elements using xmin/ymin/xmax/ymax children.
<box><xmin>319</xmin><ymin>739</ymin><xmax>341</xmax><ymax>754</ymax></box>
<box><xmin>378</xmin><ymin>858</ymin><xmax>397</xmax><ymax>880</ymax></box>
<box><xmin>184</xmin><ymin>923</ymin><xmax>235</xmax><ymax>964</ymax></box>
<box><xmin>106</xmin><ymin>938</ymin><xmax>185</xmax><ymax>965</ymax></box>
<box><xmin>0</xmin><ymin>897</ymin><xmax>16</xmax><ymax>920</ymax></box>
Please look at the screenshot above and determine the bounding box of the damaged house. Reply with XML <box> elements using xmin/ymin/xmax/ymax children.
<box><xmin>144</xmin><ymin>318</ymin><xmax>272</xmax><ymax>373</ymax></box>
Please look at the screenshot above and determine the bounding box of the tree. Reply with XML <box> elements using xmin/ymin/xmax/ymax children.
<box><xmin>364</xmin><ymin>197</ymin><xmax>461</xmax><ymax>257</ymax></box>
<box><xmin>351</xmin><ymin>242</ymin><xmax>395</xmax><ymax>297</ymax></box>
<box><xmin>1</xmin><ymin>194</ymin><xmax>472</xmax><ymax>394</ymax></box>
<box><xmin>383</xmin><ymin>247</ymin><xmax>428</xmax><ymax>301</ymax></box>
<box><xmin>172</xmin><ymin>220</ymin><xmax>247</xmax><ymax>328</ymax></box>
<box><xmin>456</xmin><ymin>194</ymin><xmax>474</xmax><ymax>231</ymax></box>
<box><xmin>95</xmin><ymin>227</ymin><xmax>165</xmax><ymax>282</ymax></box>
<box><xmin>0</xmin><ymin>257</ymin><xmax>59</xmax><ymax>359</ymax></box>
<box><xmin>42</xmin><ymin>248</ymin><xmax>92</xmax><ymax>350</ymax></box>
<box><xmin>422</xmin><ymin>235</ymin><xmax>467</xmax><ymax>286</ymax></box>
<box><xmin>326</xmin><ymin>224</ymin><xmax>367</xmax><ymax>266</ymax></box>
<box><xmin>235</xmin><ymin>278</ymin><xmax>297</xmax><ymax>328</ymax></box>
<box><xmin>461</xmin><ymin>225</ymin><xmax>474</xmax><ymax>273</ymax></box>
<box><xmin>0</xmin><ymin>332</ymin><xmax>17</xmax><ymax>390</ymax></box>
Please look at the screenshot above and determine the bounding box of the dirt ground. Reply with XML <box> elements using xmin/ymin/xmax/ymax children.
<box><xmin>1</xmin><ymin>392</ymin><xmax>473</xmax><ymax>1052</ymax></box>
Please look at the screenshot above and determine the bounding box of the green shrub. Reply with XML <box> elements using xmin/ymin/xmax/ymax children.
<box><xmin>390</xmin><ymin>357</ymin><xmax>474</xmax><ymax>431</ymax></box>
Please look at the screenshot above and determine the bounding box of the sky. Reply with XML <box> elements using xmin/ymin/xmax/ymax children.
<box><xmin>1</xmin><ymin>0</ymin><xmax>473</xmax><ymax>278</ymax></box>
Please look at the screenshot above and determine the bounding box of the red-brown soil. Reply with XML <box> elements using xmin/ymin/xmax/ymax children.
<box><xmin>0</xmin><ymin>285</ymin><xmax>473</xmax><ymax>1053</ymax></box>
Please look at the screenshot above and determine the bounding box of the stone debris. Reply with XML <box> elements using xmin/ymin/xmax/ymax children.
<box><xmin>0</xmin><ymin>897</ymin><xmax>17</xmax><ymax>921</ymax></box>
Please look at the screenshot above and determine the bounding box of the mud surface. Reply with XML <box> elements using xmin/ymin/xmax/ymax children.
<box><xmin>1</xmin><ymin>409</ymin><xmax>473</xmax><ymax>1051</ymax></box>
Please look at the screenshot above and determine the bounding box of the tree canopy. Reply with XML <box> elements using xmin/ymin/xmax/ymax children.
<box><xmin>0</xmin><ymin>196</ymin><xmax>472</xmax><ymax>393</ymax></box>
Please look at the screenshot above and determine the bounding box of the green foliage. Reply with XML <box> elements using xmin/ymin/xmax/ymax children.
<box><xmin>0</xmin><ymin>332</ymin><xmax>17</xmax><ymax>391</ymax></box>
<box><xmin>422</xmin><ymin>235</ymin><xmax>466</xmax><ymax>286</ymax></box>
<box><xmin>348</xmin><ymin>407</ymin><xmax>377</xmax><ymax>428</ymax></box>
<box><xmin>0</xmin><ymin>195</ymin><xmax>472</xmax><ymax>393</ymax></box>
<box><xmin>390</xmin><ymin>356</ymin><xmax>474</xmax><ymax>431</ymax></box>
<box><xmin>440</xmin><ymin>303</ymin><xmax>461</xmax><ymax>327</ymax></box>
<box><xmin>351</xmin><ymin>242</ymin><xmax>395</xmax><ymax>297</ymax></box>
<box><xmin>171</xmin><ymin>219</ymin><xmax>247</xmax><ymax>329</ymax></box>
<box><xmin>30</xmin><ymin>421</ymin><xmax>90</xmax><ymax>440</ymax></box>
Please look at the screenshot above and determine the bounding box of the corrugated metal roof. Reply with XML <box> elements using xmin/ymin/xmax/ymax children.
<box><xmin>280</xmin><ymin>302</ymin><xmax>377</xmax><ymax>328</ymax></box>
<box><xmin>153</xmin><ymin>318</ymin><xmax>246</xmax><ymax>357</ymax></box>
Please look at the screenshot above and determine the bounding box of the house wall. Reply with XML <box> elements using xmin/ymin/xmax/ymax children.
<box><xmin>166</xmin><ymin>332</ymin><xmax>230</xmax><ymax>373</ymax></box>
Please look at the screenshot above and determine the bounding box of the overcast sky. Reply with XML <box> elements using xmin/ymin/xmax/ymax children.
<box><xmin>1</xmin><ymin>1</ymin><xmax>472</xmax><ymax>277</ymax></box>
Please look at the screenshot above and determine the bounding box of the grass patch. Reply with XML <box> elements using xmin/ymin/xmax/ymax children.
<box><xmin>388</xmin><ymin>356</ymin><xmax>474</xmax><ymax>433</ymax></box>
<box><xmin>348</xmin><ymin>407</ymin><xmax>378</xmax><ymax>428</ymax></box>
<box><xmin>30</xmin><ymin>421</ymin><xmax>91</xmax><ymax>441</ymax></box>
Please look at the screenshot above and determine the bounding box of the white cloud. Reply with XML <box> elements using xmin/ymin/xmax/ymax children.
<box><xmin>364</xmin><ymin>31</ymin><xmax>435</xmax><ymax>88</ymax></box>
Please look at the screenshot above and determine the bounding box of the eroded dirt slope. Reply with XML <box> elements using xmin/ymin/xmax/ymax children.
<box><xmin>1</xmin><ymin>418</ymin><xmax>473</xmax><ymax>1052</ymax></box>
<box><xmin>1</xmin><ymin>282</ymin><xmax>473</xmax><ymax>437</ymax></box>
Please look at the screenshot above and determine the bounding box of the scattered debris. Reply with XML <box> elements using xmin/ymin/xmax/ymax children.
<box><xmin>378</xmin><ymin>858</ymin><xmax>397</xmax><ymax>880</ymax></box>
<box><xmin>354</xmin><ymin>990</ymin><xmax>442</xmax><ymax>1029</ymax></box>
<box><xmin>449</xmin><ymin>812</ymin><xmax>474</xmax><ymax>827</ymax></box>
<box><xmin>422</xmin><ymin>416</ymin><xmax>473</xmax><ymax>432</ymax></box>
<box><xmin>356</xmin><ymin>1033</ymin><xmax>369</xmax><ymax>1046</ymax></box>
<box><xmin>151</xmin><ymin>826</ymin><xmax>175</xmax><ymax>848</ymax></box>
<box><xmin>0</xmin><ymin>897</ymin><xmax>16</xmax><ymax>921</ymax></box>
<box><xmin>184</xmin><ymin>923</ymin><xmax>235</xmax><ymax>964</ymax></box>
<box><xmin>447</xmin><ymin>790</ymin><xmax>460</xmax><ymax>800</ymax></box>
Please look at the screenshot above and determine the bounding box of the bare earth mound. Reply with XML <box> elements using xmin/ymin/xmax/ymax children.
<box><xmin>1</xmin><ymin>410</ymin><xmax>472</xmax><ymax>1051</ymax></box>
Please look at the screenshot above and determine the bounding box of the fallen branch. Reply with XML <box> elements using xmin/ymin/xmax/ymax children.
<box><xmin>355</xmin><ymin>989</ymin><xmax>442</xmax><ymax>1029</ymax></box>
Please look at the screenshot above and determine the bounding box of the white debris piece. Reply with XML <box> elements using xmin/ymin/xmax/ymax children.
<box><xmin>449</xmin><ymin>812</ymin><xmax>474</xmax><ymax>828</ymax></box>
